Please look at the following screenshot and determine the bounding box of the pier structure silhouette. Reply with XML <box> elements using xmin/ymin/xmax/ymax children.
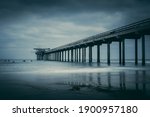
<box><xmin>35</xmin><ymin>18</ymin><xmax>150</xmax><ymax>66</ymax></box>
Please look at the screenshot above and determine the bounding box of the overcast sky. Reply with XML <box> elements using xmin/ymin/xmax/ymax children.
<box><xmin>0</xmin><ymin>0</ymin><xmax>150</xmax><ymax>59</ymax></box>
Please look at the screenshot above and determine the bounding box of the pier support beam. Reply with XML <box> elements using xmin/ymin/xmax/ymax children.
<box><xmin>55</xmin><ymin>52</ymin><xmax>57</xmax><ymax>61</ymax></box>
<box><xmin>68</xmin><ymin>50</ymin><xmax>70</xmax><ymax>62</ymax></box>
<box><xmin>79</xmin><ymin>48</ymin><xmax>81</xmax><ymax>62</ymax></box>
<box><xmin>53</xmin><ymin>53</ymin><xmax>55</xmax><ymax>61</ymax></box>
<box><xmin>57</xmin><ymin>52</ymin><xmax>59</xmax><ymax>61</ymax></box>
<box><xmin>55</xmin><ymin>52</ymin><xmax>58</xmax><ymax>61</ymax></box>
<box><xmin>46</xmin><ymin>54</ymin><xmax>48</xmax><ymax>60</ymax></box>
<box><xmin>97</xmin><ymin>44</ymin><xmax>100</xmax><ymax>63</ymax></box>
<box><xmin>77</xmin><ymin>48</ymin><xmax>78</xmax><ymax>62</ymax></box>
<box><xmin>135</xmin><ymin>39</ymin><xmax>138</xmax><ymax>65</ymax></box>
<box><xmin>142</xmin><ymin>35</ymin><xmax>145</xmax><ymax>66</ymax></box>
<box><xmin>119</xmin><ymin>41</ymin><xmax>122</xmax><ymax>65</ymax></box>
<box><xmin>54</xmin><ymin>53</ymin><xmax>55</xmax><ymax>61</ymax></box>
<box><xmin>82</xmin><ymin>47</ymin><xmax>86</xmax><ymax>63</ymax></box>
<box><xmin>84</xmin><ymin>47</ymin><xmax>86</xmax><ymax>62</ymax></box>
<box><xmin>89</xmin><ymin>46</ymin><xmax>92</xmax><ymax>63</ymax></box>
<box><xmin>82</xmin><ymin>48</ymin><xmax>84</xmax><ymax>62</ymax></box>
<box><xmin>59</xmin><ymin>52</ymin><xmax>61</xmax><ymax>61</ymax></box>
<box><xmin>49</xmin><ymin>54</ymin><xmax>51</xmax><ymax>61</ymax></box>
<box><xmin>56</xmin><ymin>53</ymin><xmax>58</xmax><ymax>61</ymax></box>
<box><xmin>52</xmin><ymin>53</ymin><xmax>53</xmax><ymax>61</ymax></box>
<box><xmin>58</xmin><ymin>51</ymin><xmax>61</xmax><ymax>61</ymax></box>
<box><xmin>52</xmin><ymin>53</ymin><xmax>54</xmax><ymax>61</ymax></box>
<box><xmin>49</xmin><ymin>54</ymin><xmax>50</xmax><ymax>61</ymax></box>
<box><xmin>56</xmin><ymin>53</ymin><xmax>57</xmax><ymax>61</ymax></box>
<box><xmin>55</xmin><ymin>53</ymin><xmax>56</xmax><ymax>61</ymax></box>
<box><xmin>71</xmin><ymin>49</ymin><xmax>73</xmax><ymax>62</ymax></box>
<box><xmin>65</xmin><ymin>50</ymin><xmax>66</xmax><ymax>62</ymax></box>
<box><xmin>36</xmin><ymin>54</ymin><xmax>39</xmax><ymax>60</ymax></box>
<box><xmin>58</xmin><ymin>52</ymin><xmax>59</xmax><ymax>61</ymax></box>
<box><xmin>122</xmin><ymin>39</ymin><xmax>125</xmax><ymax>65</ymax></box>
<box><xmin>75</xmin><ymin>49</ymin><xmax>77</xmax><ymax>62</ymax></box>
<box><xmin>62</xmin><ymin>51</ymin><xmax>64</xmax><ymax>62</ymax></box>
<box><xmin>107</xmin><ymin>43</ymin><xmax>110</xmax><ymax>65</ymax></box>
<box><xmin>51</xmin><ymin>53</ymin><xmax>53</xmax><ymax>61</ymax></box>
<box><xmin>56</xmin><ymin>52</ymin><xmax>58</xmax><ymax>61</ymax></box>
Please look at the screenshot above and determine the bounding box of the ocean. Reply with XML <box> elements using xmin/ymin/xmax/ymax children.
<box><xmin>0</xmin><ymin>59</ymin><xmax>150</xmax><ymax>100</ymax></box>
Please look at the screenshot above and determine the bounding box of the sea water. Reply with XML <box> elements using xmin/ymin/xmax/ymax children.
<box><xmin>0</xmin><ymin>60</ymin><xmax>150</xmax><ymax>100</ymax></box>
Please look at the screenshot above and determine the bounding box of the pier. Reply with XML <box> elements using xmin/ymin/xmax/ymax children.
<box><xmin>35</xmin><ymin>18</ymin><xmax>150</xmax><ymax>65</ymax></box>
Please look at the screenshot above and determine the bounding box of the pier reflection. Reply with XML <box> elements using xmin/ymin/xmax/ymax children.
<box><xmin>62</xmin><ymin>70</ymin><xmax>149</xmax><ymax>96</ymax></box>
<box><xmin>119</xmin><ymin>72</ymin><xmax>126</xmax><ymax>91</ymax></box>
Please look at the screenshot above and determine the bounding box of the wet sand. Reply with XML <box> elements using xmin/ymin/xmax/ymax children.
<box><xmin>0</xmin><ymin>60</ymin><xmax>150</xmax><ymax>100</ymax></box>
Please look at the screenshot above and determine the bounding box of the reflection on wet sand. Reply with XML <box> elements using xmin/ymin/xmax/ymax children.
<box><xmin>1</xmin><ymin>61</ymin><xmax>150</xmax><ymax>99</ymax></box>
<box><xmin>63</xmin><ymin>70</ymin><xmax>149</xmax><ymax>97</ymax></box>
<box><xmin>120</xmin><ymin>72</ymin><xmax>126</xmax><ymax>91</ymax></box>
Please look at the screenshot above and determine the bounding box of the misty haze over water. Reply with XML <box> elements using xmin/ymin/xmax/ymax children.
<box><xmin>0</xmin><ymin>60</ymin><xmax>150</xmax><ymax>100</ymax></box>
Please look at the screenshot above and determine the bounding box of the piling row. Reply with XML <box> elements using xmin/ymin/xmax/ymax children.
<box><xmin>35</xmin><ymin>18</ymin><xmax>150</xmax><ymax>65</ymax></box>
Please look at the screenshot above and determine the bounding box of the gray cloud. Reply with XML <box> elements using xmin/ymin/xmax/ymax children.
<box><xmin>0</xmin><ymin>0</ymin><xmax>150</xmax><ymax>59</ymax></box>
<box><xmin>0</xmin><ymin>0</ymin><xmax>150</xmax><ymax>21</ymax></box>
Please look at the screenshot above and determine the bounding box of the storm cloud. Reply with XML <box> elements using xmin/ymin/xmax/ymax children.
<box><xmin>0</xmin><ymin>0</ymin><xmax>150</xmax><ymax>59</ymax></box>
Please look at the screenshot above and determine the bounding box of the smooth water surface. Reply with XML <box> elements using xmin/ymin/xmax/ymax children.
<box><xmin>0</xmin><ymin>60</ymin><xmax>150</xmax><ymax>100</ymax></box>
